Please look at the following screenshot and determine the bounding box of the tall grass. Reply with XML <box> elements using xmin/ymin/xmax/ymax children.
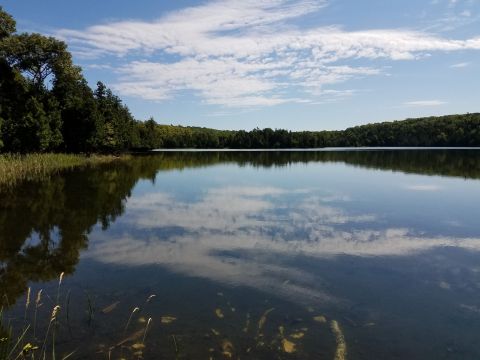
<box><xmin>0</xmin><ymin>153</ymin><xmax>130</xmax><ymax>188</ymax></box>
<box><xmin>0</xmin><ymin>277</ymin><xmax>158</xmax><ymax>360</ymax></box>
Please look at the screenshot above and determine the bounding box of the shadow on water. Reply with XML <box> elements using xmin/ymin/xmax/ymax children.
<box><xmin>1</xmin><ymin>149</ymin><xmax>480</xmax><ymax>359</ymax></box>
<box><xmin>148</xmin><ymin>149</ymin><xmax>480</xmax><ymax>179</ymax></box>
<box><xmin>0</xmin><ymin>160</ymin><xmax>154</xmax><ymax>307</ymax></box>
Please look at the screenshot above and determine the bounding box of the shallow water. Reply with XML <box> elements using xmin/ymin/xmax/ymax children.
<box><xmin>1</xmin><ymin>150</ymin><xmax>480</xmax><ymax>359</ymax></box>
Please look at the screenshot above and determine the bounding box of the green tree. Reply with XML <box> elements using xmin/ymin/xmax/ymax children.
<box><xmin>94</xmin><ymin>82</ymin><xmax>137</xmax><ymax>152</ymax></box>
<box><xmin>0</xmin><ymin>6</ymin><xmax>16</xmax><ymax>39</ymax></box>
<box><xmin>0</xmin><ymin>33</ymin><xmax>77</xmax><ymax>90</ymax></box>
<box><xmin>3</xmin><ymin>96</ymin><xmax>62</xmax><ymax>152</ymax></box>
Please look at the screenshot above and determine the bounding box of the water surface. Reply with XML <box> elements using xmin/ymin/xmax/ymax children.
<box><xmin>1</xmin><ymin>150</ymin><xmax>480</xmax><ymax>359</ymax></box>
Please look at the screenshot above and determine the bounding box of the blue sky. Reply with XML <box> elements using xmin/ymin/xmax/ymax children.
<box><xmin>2</xmin><ymin>0</ymin><xmax>480</xmax><ymax>130</ymax></box>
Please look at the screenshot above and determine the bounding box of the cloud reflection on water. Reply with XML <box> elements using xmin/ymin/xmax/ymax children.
<box><xmin>86</xmin><ymin>185</ymin><xmax>480</xmax><ymax>303</ymax></box>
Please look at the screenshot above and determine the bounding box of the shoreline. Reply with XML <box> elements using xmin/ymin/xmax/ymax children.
<box><xmin>0</xmin><ymin>153</ymin><xmax>130</xmax><ymax>188</ymax></box>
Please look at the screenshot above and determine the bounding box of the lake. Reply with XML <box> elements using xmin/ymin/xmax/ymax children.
<box><xmin>1</xmin><ymin>149</ymin><xmax>480</xmax><ymax>359</ymax></box>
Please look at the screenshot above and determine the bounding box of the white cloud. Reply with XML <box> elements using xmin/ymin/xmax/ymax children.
<box><xmin>450</xmin><ymin>61</ymin><xmax>470</xmax><ymax>68</ymax></box>
<box><xmin>57</xmin><ymin>0</ymin><xmax>480</xmax><ymax>107</ymax></box>
<box><xmin>403</xmin><ymin>100</ymin><xmax>447</xmax><ymax>106</ymax></box>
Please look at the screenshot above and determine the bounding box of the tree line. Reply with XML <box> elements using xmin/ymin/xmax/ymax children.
<box><xmin>136</xmin><ymin>113</ymin><xmax>480</xmax><ymax>149</ymax></box>
<box><xmin>1</xmin><ymin>7</ymin><xmax>479</xmax><ymax>153</ymax></box>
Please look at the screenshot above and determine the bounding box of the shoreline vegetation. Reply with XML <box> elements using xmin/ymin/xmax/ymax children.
<box><xmin>0</xmin><ymin>7</ymin><xmax>479</xmax><ymax>156</ymax></box>
<box><xmin>0</xmin><ymin>153</ymin><xmax>129</xmax><ymax>188</ymax></box>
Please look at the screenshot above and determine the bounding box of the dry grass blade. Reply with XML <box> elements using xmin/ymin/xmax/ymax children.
<box><xmin>61</xmin><ymin>350</ymin><xmax>77</xmax><ymax>360</ymax></box>
<box><xmin>7</xmin><ymin>325</ymin><xmax>30</xmax><ymax>359</ymax></box>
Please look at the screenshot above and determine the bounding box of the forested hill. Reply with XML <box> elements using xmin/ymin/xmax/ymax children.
<box><xmin>0</xmin><ymin>7</ymin><xmax>479</xmax><ymax>153</ymax></box>
<box><xmin>146</xmin><ymin>113</ymin><xmax>480</xmax><ymax>149</ymax></box>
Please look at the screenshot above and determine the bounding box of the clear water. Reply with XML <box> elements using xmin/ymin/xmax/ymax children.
<box><xmin>1</xmin><ymin>150</ymin><xmax>480</xmax><ymax>359</ymax></box>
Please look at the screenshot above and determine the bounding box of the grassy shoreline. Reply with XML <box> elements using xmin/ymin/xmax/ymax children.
<box><xmin>0</xmin><ymin>153</ymin><xmax>130</xmax><ymax>188</ymax></box>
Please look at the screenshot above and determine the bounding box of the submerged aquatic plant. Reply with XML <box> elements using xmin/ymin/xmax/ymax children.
<box><xmin>160</xmin><ymin>316</ymin><xmax>176</xmax><ymax>324</ymax></box>
<box><xmin>282</xmin><ymin>338</ymin><xmax>296</xmax><ymax>353</ymax></box>
<box><xmin>124</xmin><ymin>307</ymin><xmax>140</xmax><ymax>334</ymax></box>
<box><xmin>3</xmin><ymin>280</ymin><xmax>350</xmax><ymax>359</ymax></box>
<box><xmin>142</xmin><ymin>318</ymin><xmax>152</xmax><ymax>344</ymax></box>
<box><xmin>331</xmin><ymin>320</ymin><xmax>347</xmax><ymax>360</ymax></box>
<box><xmin>145</xmin><ymin>295</ymin><xmax>156</xmax><ymax>304</ymax></box>
<box><xmin>85</xmin><ymin>291</ymin><xmax>95</xmax><ymax>327</ymax></box>
<box><xmin>257</xmin><ymin>308</ymin><xmax>274</xmax><ymax>336</ymax></box>
<box><xmin>171</xmin><ymin>334</ymin><xmax>179</xmax><ymax>355</ymax></box>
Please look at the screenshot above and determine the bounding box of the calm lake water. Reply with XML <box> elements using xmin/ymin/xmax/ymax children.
<box><xmin>2</xmin><ymin>150</ymin><xmax>480</xmax><ymax>359</ymax></box>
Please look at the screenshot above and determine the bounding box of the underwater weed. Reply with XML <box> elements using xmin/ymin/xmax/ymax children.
<box><xmin>171</xmin><ymin>334</ymin><xmax>179</xmax><ymax>356</ymax></box>
<box><xmin>142</xmin><ymin>318</ymin><xmax>152</xmax><ymax>344</ymax></box>
<box><xmin>145</xmin><ymin>294</ymin><xmax>156</xmax><ymax>304</ymax></box>
<box><xmin>124</xmin><ymin>307</ymin><xmax>140</xmax><ymax>335</ymax></box>
<box><xmin>257</xmin><ymin>308</ymin><xmax>274</xmax><ymax>337</ymax></box>
<box><xmin>331</xmin><ymin>320</ymin><xmax>347</xmax><ymax>360</ymax></box>
<box><xmin>85</xmin><ymin>291</ymin><xmax>95</xmax><ymax>327</ymax></box>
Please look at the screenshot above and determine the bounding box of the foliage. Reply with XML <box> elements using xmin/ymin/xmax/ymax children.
<box><xmin>133</xmin><ymin>114</ymin><xmax>480</xmax><ymax>149</ymax></box>
<box><xmin>0</xmin><ymin>6</ymin><xmax>15</xmax><ymax>39</ymax></box>
<box><xmin>0</xmin><ymin>8</ymin><xmax>138</xmax><ymax>154</ymax></box>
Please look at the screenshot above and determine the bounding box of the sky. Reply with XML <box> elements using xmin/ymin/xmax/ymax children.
<box><xmin>2</xmin><ymin>0</ymin><xmax>480</xmax><ymax>130</ymax></box>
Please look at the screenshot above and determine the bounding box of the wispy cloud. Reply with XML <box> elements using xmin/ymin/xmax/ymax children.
<box><xmin>450</xmin><ymin>61</ymin><xmax>470</xmax><ymax>68</ymax></box>
<box><xmin>57</xmin><ymin>0</ymin><xmax>480</xmax><ymax>107</ymax></box>
<box><xmin>403</xmin><ymin>100</ymin><xmax>447</xmax><ymax>107</ymax></box>
<box><xmin>423</xmin><ymin>0</ymin><xmax>479</xmax><ymax>32</ymax></box>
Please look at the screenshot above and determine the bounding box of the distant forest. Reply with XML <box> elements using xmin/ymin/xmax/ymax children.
<box><xmin>1</xmin><ymin>7</ymin><xmax>479</xmax><ymax>153</ymax></box>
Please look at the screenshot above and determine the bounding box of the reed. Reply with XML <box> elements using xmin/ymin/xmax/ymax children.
<box><xmin>0</xmin><ymin>153</ymin><xmax>130</xmax><ymax>188</ymax></box>
<box><xmin>41</xmin><ymin>305</ymin><xmax>61</xmax><ymax>358</ymax></box>
<box><xmin>57</xmin><ymin>273</ymin><xmax>64</xmax><ymax>305</ymax></box>
<box><xmin>6</xmin><ymin>325</ymin><xmax>29</xmax><ymax>359</ymax></box>
<box><xmin>1</xmin><ymin>276</ymin><xmax>84</xmax><ymax>359</ymax></box>
<box><xmin>65</xmin><ymin>290</ymin><xmax>72</xmax><ymax>338</ymax></box>
<box><xmin>33</xmin><ymin>289</ymin><xmax>43</xmax><ymax>339</ymax></box>
<box><xmin>23</xmin><ymin>288</ymin><xmax>31</xmax><ymax>326</ymax></box>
